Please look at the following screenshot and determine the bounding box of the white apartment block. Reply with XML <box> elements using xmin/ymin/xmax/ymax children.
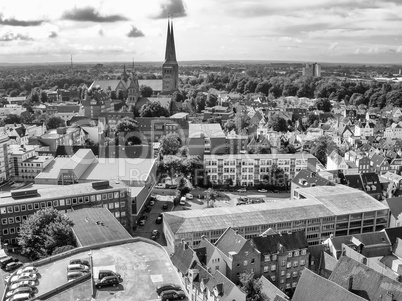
<box><xmin>384</xmin><ymin>126</ymin><xmax>402</xmax><ymax>139</ymax></box>
<box><xmin>204</xmin><ymin>154</ymin><xmax>318</xmax><ymax>186</ymax></box>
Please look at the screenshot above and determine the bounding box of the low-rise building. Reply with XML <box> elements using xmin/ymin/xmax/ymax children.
<box><xmin>163</xmin><ymin>185</ymin><xmax>389</xmax><ymax>253</ymax></box>
<box><xmin>188</xmin><ymin>123</ymin><xmax>226</xmax><ymax>158</ymax></box>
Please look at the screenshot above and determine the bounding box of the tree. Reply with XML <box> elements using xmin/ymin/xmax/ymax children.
<box><xmin>195</xmin><ymin>92</ymin><xmax>207</xmax><ymax>113</ymax></box>
<box><xmin>206</xmin><ymin>93</ymin><xmax>218</xmax><ymax>107</ymax></box>
<box><xmin>177</xmin><ymin>177</ymin><xmax>193</xmax><ymax>196</ymax></box>
<box><xmin>269</xmin><ymin>116</ymin><xmax>288</xmax><ymax>132</ymax></box>
<box><xmin>140</xmin><ymin>85</ymin><xmax>153</xmax><ymax>97</ymax></box>
<box><xmin>234</xmin><ymin>111</ymin><xmax>251</xmax><ymax>133</ymax></box>
<box><xmin>315</xmin><ymin>98</ymin><xmax>332</xmax><ymax>112</ymax></box>
<box><xmin>40</xmin><ymin>91</ymin><xmax>48</xmax><ymax>103</ymax></box>
<box><xmin>46</xmin><ymin>116</ymin><xmax>65</xmax><ymax>129</ymax></box>
<box><xmin>3</xmin><ymin>114</ymin><xmax>22</xmax><ymax>124</ymax></box>
<box><xmin>310</xmin><ymin>135</ymin><xmax>337</xmax><ymax>165</ymax></box>
<box><xmin>116</xmin><ymin>117</ymin><xmax>139</xmax><ymax>133</ymax></box>
<box><xmin>239</xmin><ymin>270</ymin><xmax>266</xmax><ymax>301</ymax></box>
<box><xmin>159</xmin><ymin>133</ymin><xmax>182</xmax><ymax>156</ymax></box>
<box><xmin>17</xmin><ymin>208</ymin><xmax>76</xmax><ymax>260</ymax></box>
<box><xmin>139</xmin><ymin>101</ymin><xmax>169</xmax><ymax>117</ymax></box>
<box><xmin>223</xmin><ymin>119</ymin><xmax>236</xmax><ymax>132</ymax></box>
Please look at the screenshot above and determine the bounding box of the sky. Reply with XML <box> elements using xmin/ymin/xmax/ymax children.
<box><xmin>0</xmin><ymin>0</ymin><xmax>402</xmax><ymax>64</ymax></box>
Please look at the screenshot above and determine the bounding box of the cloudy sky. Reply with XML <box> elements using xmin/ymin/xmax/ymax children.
<box><xmin>0</xmin><ymin>0</ymin><xmax>401</xmax><ymax>64</ymax></box>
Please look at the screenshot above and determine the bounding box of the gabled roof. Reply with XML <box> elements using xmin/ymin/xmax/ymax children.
<box><xmin>170</xmin><ymin>241</ymin><xmax>198</xmax><ymax>274</ymax></box>
<box><xmin>293</xmin><ymin>269</ymin><xmax>366</xmax><ymax>301</ymax></box>
<box><xmin>259</xmin><ymin>275</ymin><xmax>288</xmax><ymax>301</ymax></box>
<box><xmin>370</xmin><ymin>154</ymin><xmax>386</xmax><ymax>166</ymax></box>
<box><xmin>138</xmin><ymin>79</ymin><xmax>163</xmax><ymax>92</ymax></box>
<box><xmin>329</xmin><ymin>256</ymin><xmax>402</xmax><ymax>300</ymax></box>
<box><xmin>384</xmin><ymin>226</ymin><xmax>402</xmax><ymax>245</ymax></box>
<box><xmin>344</xmin><ymin>174</ymin><xmax>364</xmax><ymax>190</ymax></box>
<box><xmin>214</xmin><ymin>227</ymin><xmax>247</xmax><ymax>258</ymax></box>
<box><xmin>194</xmin><ymin>237</ymin><xmax>216</xmax><ymax>266</ymax></box>
<box><xmin>252</xmin><ymin>231</ymin><xmax>308</xmax><ymax>254</ymax></box>
<box><xmin>384</xmin><ymin>197</ymin><xmax>402</xmax><ymax>219</ymax></box>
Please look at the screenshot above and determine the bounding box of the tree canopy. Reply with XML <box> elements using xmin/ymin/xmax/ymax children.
<box><xmin>159</xmin><ymin>133</ymin><xmax>182</xmax><ymax>156</ymax></box>
<box><xmin>46</xmin><ymin>116</ymin><xmax>66</xmax><ymax>129</ymax></box>
<box><xmin>140</xmin><ymin>85</ymin><xmax>153</xmax><ymax>97</ymax></box>
<box><xmin>139</xmin><ymin>101</ymin><xmax>169</xmax><ymax>117</ymax></box>
<box><xmin>269</xmin><ymin>116</ymin><xmax>288</xmax><ymax>132</ymax></box>
<box><xmin>116</xmin><ymin>116</ymin><xmax>139</xmax><ymax>133</ymax></box>
<box><xmin>17</xmin><ymin>207</ymin><xmax>76</xmax><ymax>260</ymax></box>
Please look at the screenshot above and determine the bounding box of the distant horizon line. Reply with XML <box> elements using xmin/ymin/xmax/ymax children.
<box><xmin>0</xmin><ymin>59</ymin><xmax>401</xmax><ymax>67</ymax></box>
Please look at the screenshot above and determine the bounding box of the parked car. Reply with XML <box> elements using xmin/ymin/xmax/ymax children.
<box><xmin>160</xmin><ymin>289</ymin><xmax>186</xmax><ymax>300</ymax></box>
<box><xmin>156</xmin><ymin>214</ymin><xmax>163</xmax><ymax>224</ymax></box>
<box><xmin>67</xmin><ymin>264</ymin><xmax>90</xmax><ymax>273</ymax></box>
<box><xmin>149</xmin><ymin>200</ymin><xmax>155</xmax><ymax>206</ymax></box>
<box><xmin>95</xmin><ymin>275</ymin><xmax>120</xmax><ymax>289</ymax></box>
<box><xmin>98</xmin><ymin>270</ymin><xmax>121</xmax><ymax>280</ymax></box>
<box><xmin>151</xmin><ymin>230</ymin><xmax>160</xmax><ymax>240</ymax></box>
<box><xmin>258</xmin><ymin>189</ymin><xmax>268</xmax><ymax>193</ymax></box>
<box><xmin>5</xmin><ymin>291</ymin><xmax>34</xmax><ymax>301</ymax></box>
<box><xmin>0</xmin><ymin>256</ymin><xmax>18</xmax><ymax>269</ymax></box>
<box><xmin>67</xmin><ymin>271</ymin><xmax>86</xmax><ymax>282</ymax></box>
<box><xmin>5</xmin><ymin>286</ymin><xmax>34</xmax><ymax>299</ymax></box>
<box><xmin>237</xmin><ymin>188</ymin><xmax>246</xmax><ymax>193</ymax></box>
<box><xmin>138</xmin><ymin>219</ymin><xmax>146</xmax><ymax>226</ymax></box>
<box><xmin>9</xmin><ymin>280</ymin><xmax>36</xmax><ymax>291</ymax></box>
<box><xmin>156</xmin><ymin>283</ymin><xmax>183</xmax><ymax>295</ymax></box>
<box><xmin>179</xmin><ymin>197</ymin><xmax>186</xmax><ymax>205</ymax></box>
<box><xmin>162</xmin><ymin>202</ymin><xmax>169</xmax><ymax>210</ymax></box>
<box><xmin>5</xmin><ymin>262</ymin><xmax>23</xmax><ymax>272</ymax></box>
<box><xmin>185</xmin><ymin>193</ymin><xmax>193</xmax><ymax>200</ymax></box>
<box><xmin>11</xmin><ymin>273</ymin><xmax>38</xmax><ymax>283</ymax></box>
<box><xmin>155</xmin><ymin>183</ymin><xmax>166</xmax><ymax>189</ymax></box>
<box><xmin>16</xmin><ymin>267</ymin><xmax>38</xmax><ymax>275</ymax></box>
<box><xmin>69</xmin><ymin>259</ymin><xmax>90</xmax><ymax>267</ymax></box>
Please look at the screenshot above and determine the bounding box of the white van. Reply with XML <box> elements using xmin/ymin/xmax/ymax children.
<box><xmin>179</xmin><ymin>197</ymin><xmax>186</xmax><ymax>205</ymax></box>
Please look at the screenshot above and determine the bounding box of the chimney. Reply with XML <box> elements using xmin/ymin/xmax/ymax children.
<box><xmin>348</xmin><ymin>276</ymin><xmax>353</xmax><ymax>291</ymax></box>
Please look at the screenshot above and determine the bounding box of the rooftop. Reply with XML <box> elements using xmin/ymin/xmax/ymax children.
<box><xmin>189</xmin><ymin>123</ymin><xmax>225</xmax><ymax>138</ymax></box>
<box><xmin>203</xmin><ymin>153</ymin><xmax>317</xmax><ymax>159</ymax></box>
<box><xmin>164</xmin><ymin>185</ymin><xmax>388</xmax><ymax>234</ymax></box>
<box><xmin>67</xmin><ymin>207</ymin><xmax>132</xmax><ymax>247</ymax></box>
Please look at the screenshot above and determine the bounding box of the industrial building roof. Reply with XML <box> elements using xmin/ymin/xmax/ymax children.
<box><xmin>164</xmin><ymin>185</ymin><xmax>388</xmax><ymax>234</ymax></box>
<box><xmin>189</xmin><ymin>123</ymin><xmax>226</xmax><ymax>138</ymax></box>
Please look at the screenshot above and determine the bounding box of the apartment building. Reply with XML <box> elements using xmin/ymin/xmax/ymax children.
<box><xmin>0</xmin><ymin>181</ymin><xmax>134</xmax><ymax>245</ymax></box>
<box><xmin>188</xmin><ymin>123</ymin><xmax>227</xmax><ymax>158</ymax></box>
<box><xmin>0</xmin><ymin>132</ymin><xmax>12</xmax><ymax>183</ymax></box>
<box><xmin>38</xmin><ymin>127</ymin><xmax>83</xmax><ymax>153</ymax></box>
<box><xmin>163</xmin><ymin>185</ymin><xmax>389</xmax><ymax>253</ymax></box>
<box><xmin>204</xmin><ymin>154</ymin><xmax>318</xmax><ymax>186</ymax></box>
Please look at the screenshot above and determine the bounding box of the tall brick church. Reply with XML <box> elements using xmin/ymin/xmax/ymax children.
<box><xmin>162</xmin><ymin>18</ymin><xmax>179</xmax><ymax>94</ymax></box>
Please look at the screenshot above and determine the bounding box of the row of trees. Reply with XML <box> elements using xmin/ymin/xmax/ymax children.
<box><xmin>1</xmin><ymin>113</ymin><xmax>65</xmax><ymax>129</ymax></box>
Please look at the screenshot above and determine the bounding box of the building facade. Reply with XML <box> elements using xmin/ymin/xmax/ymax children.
<box><xmin>162</xmin><ymin>19</ymin><xmax>178</xmax><ymax>93</ymax></box>
<box><xmin>0</xmin><ymin>132</ymin><xmax>12</xmax><ymax>183</ymax></box>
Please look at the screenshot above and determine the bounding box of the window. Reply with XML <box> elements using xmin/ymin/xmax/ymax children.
<box><xmin>21</xmin><ymin>204</ymin><xmax>26</xmax><ymax>211</ymax></box>
<box><xmin>53</xmin><ymin>200</ymin><xmax>59</xmax><ymax>207</ymax></box>
<box><xmin>108</xmin><ymin>193</ymin><xmax>113</xmax><ymax>199</ymax></box>
<box><xmin>47</xmin><ymin>201</ymin><xmax>52</xmax><ymax>207</ymax></box>
<box><xmin>7</xmin><ymin>206</ymin><xmax>13</xmax><ymax>213</ymax></box>
<box><xmin>78</xmin><ymin>197</ymin><xmax>83</xmax><ymax>204</ymax></box>
<box><xmin>244</xmin><ymin>260</ymin><xmax>248</xmax><ymax>266</ymax></box>
<box><xmin>281</xmin><ymin>260</ymin><xmax>286</xmax><ymax>267</ymax></box>
<box><xmin>287</xmin><ymin>262</ymin><xmax>291</xmax><ymax>268</ymax></box>
<box><xmin>263</xmin><ymin>266</ymin><xmax>269</xmax><ymax>273</ymax></box>
<box><xmin>97</xmin><ymin>195</ymin><xmax>102</xmax><ymax>201</ymax></box>
<box><xmin>84</xmin><ymin>196</ymin><xmax>89</xmax><ymax>203</ymax></box>
<box><xmin>120</xmin><ymin>202</ymin><xmax>125</xmax><ymax>208</ymax></box>
<box><xmin>251</xmin><ymin>258</ymin><xmax>255</xmax><ymax>264</ymax></box>
<box><xmin>280</xmin><ymin>270</ymin><xmax>285</xmax><ymax>276</ymax></box>
<box><xmin>114</xmin><ymin>212</ymin><xmax>120</xmax><ymax>218</ymax></box>
<box><xmin>271</xmin><ymin>264</ymin><xmax>276</xmax><ymax>271</ymax></box>
<box><xmin>9</xmin><ymin>228</ymin><xmax>15</xmax><ymax>234</ymax></box>
<box><xmin>15</xmin><ymin>216</ymin><xmax>21</xmax><ymax>223</ymax></box>
<box><xmin>293</xmin><ymin>271</ymin><xmax>298</xmax><ymax>278</ymax></box>
<box><xmin>102</xmin><ymin>194</ymin><xmax>107</xmax><ymax>200</ymax></box>
<box><xmin>1</xmin><ymin>207</ymin><xmax>6</xmax><ymax>214</ymax></box>
<box><xmin>286</xmin><ymin>273</ymin><xmax>290</xmax><ymax>279</ymax></box>
<box><xmin>271</xmin><ymin>275</ymin><xmax>276</xmax><ymax>281</ymax></box>
<box><xmin>264</xmin><ymin>255</ymin><xmax>270</xmax><ymax>262</ymax></box>
<box><xmin>272</xmin><ymin>254</ymin><xmax>277</xmax><ymax>261</ymax></box>
<box><xmin>66</xmin><ymin>199</ymin><xmax>71</xmax><ymax>205</ymax></box>
<box><xmin>72</xmin><ymin>198</ymin><xmax>77</xmax><ymax>204</ymax></box>
<box><xmin>288</xmin><ymin>252</ymin><xmax>292</xmax><ymax>258</ymax></box>
<box><xmin>245</xmin><ymin>251</ymin><xmax>249</xmax><ymax>256</ymax></box>
<box><xmin>294</xmin><ymin>250</ymin><xmax>299</xmax><ymax>257</ymax></box>
<box><xmin>292</xmin><ymin>282</ymin><xmax>297</xmax><ymax>288</ymax></box>
<box><xmin>293</xmin><ymin>261</ymin><xmax>298</xmax><ymax>267</ymax></box>
<box><xmin>114</xmin><ymin>192</ymin><xmax>119</xmax><ymax>199</ymax></box>
<box><xmin>300</xmin><ymin>259</ymin><xmax>305</xmax><ymax>266</ymax></box>
<box><xmin>108</xmin><ymin>203</ymin><xmax>114</xmax><ymax>209</ymax></box>
<box><xmin>40</xmin><ymin>202</ymin><xmax>46</xmax><ymax>208</ymax></box>
<box><xmin>237</xmin><ymin>263</ymin><xmax>240</xmax><ymax>267</ymax></box>
<box><xmin>115</xmin><ymin>202</ymin><xmax>119</xmax><ymax>208</ymax></box>
<box><xmin>90</xmin><ymin>195</ymin><xmax>96</xmax><ymax>202</ymax></box>
<box><xmin>121</xmin><ymin>212</ymin><xmax>126</xmax><ymax>217</ymax></box>
<box><xmin>2</xmin><ymin>218</ymin><xmax>7</xmax><ymax>225</ymax></box>
<box><xmin>301</xmin><ymin>249</ymin><xmax>307</xmax><ymax>255</ymax></box>
<box><xmin>22</xmin><ymin>216</ymin><xmax>27</xmax><ymax>221</ymax></box>
<box><xmin>3</xmin><ymin>229</ymin><xmax>8</xmax><ymax>235</ymax></box>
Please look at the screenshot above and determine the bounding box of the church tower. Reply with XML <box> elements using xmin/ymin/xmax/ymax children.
<box><xmin>126</xmin><ymin>59</ymin><xmax>139</xmax><ymax>105</ymax></box>
<box><xmin>162</xmin><ymin>18</ymin><xmax>179</xmax><ymax>93</ymax></box>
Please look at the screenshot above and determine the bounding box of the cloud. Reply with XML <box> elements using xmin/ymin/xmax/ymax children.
<box><xmin>153</xmin><ymin>0</ymin><xmax>187</xmax><ymax>19</ymax></box>
<box><xmin>0</xmin><ymin>32</ymin><xmax>32</xmax><ymax>42</ymax></box>
<box><xmin>329</xmin><ymin>42</ymin><xmax>338</xmax><ymax>50</ymax></box>
<box><xmin>0</xmin><ymin>14</ymin><xmax>45</xmax><ymax>27</ymax></box>
<box><xmin>99</xmin><ymin>29</ymin><xmax>104</xmax><ymax>36</ymax></box>
<box><xmin>62</xmin><ymin>7</ymin><xmax>128</xmax><ymax>23</ymax></box>
<box><xmin>279</xmin><ymin>36</ymin><xmax>302</xmax><ymax>43</ymax></box>
<box><xmin>127</xmin><ymin>26</ymin><xmax>144</xmax><ymax>38</ymax></box>
<box><xmin>49</xmin><ymin>32</ymin><xmax>58</xmax><ymax>38</ymax></box>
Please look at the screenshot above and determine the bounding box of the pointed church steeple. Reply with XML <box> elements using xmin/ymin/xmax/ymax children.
<box><xmin>162</xmin><ymin>16</ymin><xmax>179</xmax><ymax>93</ymax></box>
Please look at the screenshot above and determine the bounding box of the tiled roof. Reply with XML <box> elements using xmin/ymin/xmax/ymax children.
<box><xmin>214</xmin><ymin>227</ymin><xmax>247</xmax><ymax>258</ymax></box>
<box><xmin>259</xmin><ymin>276</ymin><xmax>288</xmax><ymax>301</ymax></box>
<box><xmin>292</xmin><ymin>169</ymin><xmax>331</xmax><ymax>187</ymax></box>
<box><xmin>384</xmin><ymin>197</ymin><xmax>402</xmax><ymax>219</ymax></box>
<box><xmin>189</xmin><ymin>123</ymin><xmax>225</xmax><ymax>138</ymax></box>
<box><xmin>329</xmin><ymin>256</ymin><xmax>402</xmax><ymax>300</ymax></box>
<box><xmin>384</xmin><ymin>226</ymin><xmax>402</xmax><ymax>245</ymax></box>
<box><xmin>252</xmin><ymin>231</ymin><xmax>308</xmax><ymax>254</ymax></box>
<box><xmin>170</xmin><ymin>241</ymin><xmax>198</xmax><ymax>274</ymax></box>
<box><xmin>293</xmin><ymin>269</ymin><xmax>366</xmax><ymax>301</ymax></box>
<box><xmin>138</xmin><ymin>79</ymin><xmax>163</xmax><ymax>91</ymax></box>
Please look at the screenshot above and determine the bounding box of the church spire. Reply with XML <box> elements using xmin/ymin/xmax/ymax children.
<box><xmin>164</xmin><ymin>16</ymin><xmax>177</xmax><ymax>63</ymax></box>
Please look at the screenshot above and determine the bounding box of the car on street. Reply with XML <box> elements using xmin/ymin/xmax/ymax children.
<box><xmin>179</xmin><ymin>197</ymin><xmax>186</xmax><ymax>205</ymax></box>
<box><xmin>160</xmin><ymin>289</ymin><xmax>186</xmax><ymax>300</ymax></box>
<box><xmin>5</xmin><ymin>262</ymin><xmax>23</xmax><ymax>272</ymax></box>
<box><xmin>237</xmin><ymin>188</ymin><xmax>246</xmax><ymax>193</ymax></box>
<box><xmin>155</xmin><ymin>183</ymin><xmax>166</xmax><ymax>189</ymax></box>
<box><xmin>67</xmin><ymin>264</ymin><xmax>90</xmax><ymax>273</ymax></box>
<box><xmin>5</xmin><ymin>286</ymin><xmax>34</xmax><ymax>299</ymax></box>
<box><xmin>69</xmin><ymin>259</ymin><xmax>90</xmax><ymax>267</ymax></box>
<box><xmin>67</xmin><ymin>271</ymin><xmax>86</xmax><ymax>282</ymax></box>
<box><xmin>185</xmin><ymin>193</ymin><xmax>193</xmax><ymax>200</ymax></box>
<box><xmin>156</xmin><ymin>214</ymin><xmax>163</xmax><ymax>224</ymax></box>
<box><xmin>156</xmin><ymin>283</ymin><xmax>183</xmax><ymax>295</ymax></box>
<box><xmin>162</xmin><ymin>202</ymin><xmax>169</xmax><ymax>210</ymax></box>
<box><xmin>149</xmin><ymin>200</ymin><xmax>155</xmax><ymax>206</ymax></box>
<box><xmin>0</xmin><ymin>256</ymin><xmax>18</xmax><ymax>269</ymax></box>
<box><xmin>138</xmin><ymin>219</ymin><xmax>146</xmax><ymax>226</ymax></box>
<box><xmin>151</xmin><ymin>230</ymin><xmax>160</xmax><ymax>240</ymax></box>
<box><xmin>95</xmin><ymin>275</ymin><xmax>120</xmax><ymax>289</ymax></box>
<box><xmin>9</xmin><ymin>280</ymin><xmax>36</xmax><ymax>291</ymax></box>
<box><xmin>258</xmin><ymin>189</ymin><xmax>268</xmax><ymax>193</ymax></box>
<box><xmin>13</xmin><ymin>273</ymin><xmax>38</xmax><ymax>282</ymax></box>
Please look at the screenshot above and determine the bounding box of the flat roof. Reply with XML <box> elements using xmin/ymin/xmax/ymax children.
<box><xmin>164</xmin><ymin>185</ymin><xmax>388</xmax><ymax>234</ymax></box>
<box><xmin>204</xmin><ymin>153</ymin><xmax>317</xmax><ymax>159</ymax></box>
<box><xmin>67</xmin><ymin>207</ymin><xmax>132</xmax><ymax>247</ymax></box>
<box><xmin>189</xmin><ymin>123</ymin><xmax>225</xmax><ymax>138</ymax></box>
<box><xmin>0</xmin><ymin>181</ymin><xmax>127</xmax><ymax>206</ymax></box>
